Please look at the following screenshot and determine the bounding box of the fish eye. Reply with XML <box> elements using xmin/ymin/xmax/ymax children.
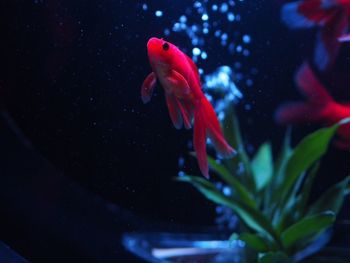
<box><xmin>162</xmin><ymin>42</ymin><xmax>170</xmax><ymax>51</ymax></box>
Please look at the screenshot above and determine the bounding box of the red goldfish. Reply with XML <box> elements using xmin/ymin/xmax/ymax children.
<box><xmin>275</xmin><ymin>62</ymin><xmax>350</xmax><ymax>149</ymax></box>
<box><xmin>141</xmin><ymin>37</ymin><xmax>236</xmax><ymax>178</ymax></box>
<box><xmin>281</xmin><ymin>0</ymin><xmax>350</xmax><ymax>70</ymax></box>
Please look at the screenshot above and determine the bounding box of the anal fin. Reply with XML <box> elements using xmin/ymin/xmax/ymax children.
<box><xmin>141</xmin><ymin>72</ymin><xmax>156</xmax><ymax>104</ymax></box>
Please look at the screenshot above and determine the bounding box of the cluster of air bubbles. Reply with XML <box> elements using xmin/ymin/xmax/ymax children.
<box><xmin>204</xmin><ymin>66</ymin><xmax>242</xmax><ymax>120</ymax></box>
<box><xmin>216</xmin><ymin>205</ymin><xmax>239</xmax><ymax>230</ymax></box>
<box><xmin>169</xmin><ymin>1</ymin><xmax>250</xmax><ymax>63</ymax></box>
<box><xmin>215</xmin><ymin>182</ymin><xmax>239</xmax><ymax>230</ymax></box>
<box><xmin>141</xmin><ymin>0</ymin><xmax>252</xmax><ymax>64</ymax></box>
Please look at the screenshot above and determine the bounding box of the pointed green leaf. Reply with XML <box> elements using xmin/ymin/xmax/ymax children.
<box><xmin>278</xmin><ymin>121</ymin><xmax>345</xmax><ymax>205</ymax></box>
<box><xmin>273</xmin><ymin>128</ymin><xmax>293</xmax><ymax>187</ymax></box>
<box><xmin>207</xmin><ymin>156</ymin><xmax>256</xmax><ymax>208</ymax></box>
<box><xmin>308</xmin><ymin>176</ymin><xmax>350</xmax><ymax>216</ymax></box>
<box><xmin>268</xmin><ymin>129</ymin><xmax>293</xmax><ymax>214</ymax></box>
<box><xmin>281</xmin><ymin>211</ymin><xmax>335</xmax><ymax>248</ymax></box>
<box><xmin>222</xmin><ymin>107</ymin><xmax>256</xmax><ymax>191</ymax></box>
<box><xmin>222</xmin><ymin>107</ymin><xmax>242</xmax><ymax>153</ymax></box>
<box><xmin>276</xmin><ymin>163</ymin><xmax>320</xmax><ymax>233</ymax></box>
<box><xmin>251</xmin><ymin>142</ymin><xmax>273</xmax><ymax>191</ymax></box>
<box><xmin>297</xmin><ymin>162</ymin><xmax>320</xmax><ymax>216</ymax></box>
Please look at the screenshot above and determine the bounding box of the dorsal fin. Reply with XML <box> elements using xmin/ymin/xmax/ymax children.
<box><xmin>185</xmin><ymin>54</ymin><xmax>202</xmax><ymax>86</ymax></box>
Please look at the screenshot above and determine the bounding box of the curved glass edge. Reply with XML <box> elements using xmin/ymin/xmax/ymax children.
<box><xmin>122</xmin><ymin>232</ymin><xmax>246</xmax><ymax>263</ymax></box>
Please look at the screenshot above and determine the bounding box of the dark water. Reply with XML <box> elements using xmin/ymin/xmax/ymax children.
<box><xmin>0</xmin><ymin>0</ymin><xmax>350</xmax><ymax>262</ymax></box>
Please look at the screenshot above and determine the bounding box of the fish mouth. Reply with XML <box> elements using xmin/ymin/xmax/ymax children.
<box><xmin>147</xmin><ymin>37</ymin><xmax>161</xmax><ymax>50</ymax></box>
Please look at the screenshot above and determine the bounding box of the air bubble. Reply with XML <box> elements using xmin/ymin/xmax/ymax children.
<box><xmin>155</xmin><ymin>10</ymin><xmax>163</xmax><ymax>17</ymax></box>
<box><xmin>243</xmin><ymin>34</ymin><xmax>251</xmax><ymax>43</ymax></box>
<box><xmin>178</xmin><ymin>171</ymin><xmax>185</xmax><ymax>177</ymax></box>
<box><xmin>243</xmin><ymin>49</ymin><xmax>250</xmax><ymax>56</ymax></box>
<box><xmin>221</xmin><ymin>33</ymin><xmax>228</xmax><ymax>41</ymax></box>
<box><xmin>220</xmin><ymin>3</ymin><xmax>228</xmax><ymax>13</ymax></box>
<box><xmin>179</xmin><ymin>15</ymin><xmax>187</xmax><ymax>23</ymax></box>
<box><xmin>164</xmin><ymin>28</ymin><xmax>170</xmax><ymax>36</ymax></box>
<box><xmin>227</xmin><ymin>12</ymin><xmax>235</xmax><ymax>21</ymax></box>
<box><xmin>194</xmin><ymin>1</ymin><xmax>201</xmax><ymax>8</ymax></box>
<box><xmin>192</xmin><ymin>47</ymin><xmax>201</xmax><ymax>56</ymax></box>
<box><xmin>223</xmin><ymin>186</ymin><xmax>232</xmax><ymax>196</ymax></box>
<box><xmin>201</xmin><ymin>13</ymin><xmax>209</xmax><ymax>21</ymax></box>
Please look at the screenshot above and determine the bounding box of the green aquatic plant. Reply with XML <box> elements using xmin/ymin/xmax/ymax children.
<box><xmin>177</xmin><ymin>107</ymin><xmax>350</xmax><ymax>262</ymax></box>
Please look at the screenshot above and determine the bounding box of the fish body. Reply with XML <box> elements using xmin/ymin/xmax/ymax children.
<box><xmin>276</xmin><ymin>62</ymin><xmax>350</xmax><ymax>149</ymax></box>
<box><xmin>142</xmin><ymin>37</ymin><xmax>235</xmax><ymax>177</ymax></box>
<box><xmin>282</xmin><ymin>0</ymin><xmax>350</xmax><ymax>70</ymax></box>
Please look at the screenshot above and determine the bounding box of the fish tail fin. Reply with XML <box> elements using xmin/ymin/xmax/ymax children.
<box><xmin>281</xmin><ymin>1</ymin><xmax>311</xmax><ymax>29</ymax></box>
<box><xmin>193</xmin><ymin>97</ymin><xmax>236</xmax><ymax>178</ymax></box>
<box><xmin>296</xmin><ymin>62</ymin><xmax>332</xmax><ymax>104</ymax></box>
<box><xmin>275</xmin><ymin>62</ymin><xmax>332</xmax><ymax>124</ymax></box>
<box><xmin>314</xmin><ymin>15</ymin><xmax>348</xmax><ymax>70</ymax></box>
<box><xmin>193</xmin><ymin>107</ymin><xmax>209</xmax><ymax>178</ymax></box>
<box><xmin>281</xmin><ymin>0</ymin><xmax>346</xmax><ymax>70</ymax></box>
<box><xmin>281</xmin><ymin>0</ymin><xmax>320</xmax><ymax>29</ymax></box>
<box><xmin>201</xmin><ymin>98</ymin><xmax>236</xmax><ymax>158</ymax></box>
<box><xmin>275</xmin><ymin>101</ymin><xmax>325</xmax><ymax>124</ymax></box>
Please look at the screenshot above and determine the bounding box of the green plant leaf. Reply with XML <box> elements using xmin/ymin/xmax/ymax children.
<box><xmin>278</xmin><ymin>121</ymin><xmax>344</xmax><ymax>206</ymax></box>
<box><xmin>251</xmin><ymin>142</ymin><xmax>273</xmax><ymax>191</ymax></box>
<box><xmin>237</xmin><ymin>232</ymin><xmax>270</xmax><ymax>252</ymax></box>
<box><xmin>281</xmin><ymin>211</ymin><xmax>335</xmax><ymax>248</ymax></box>
<box><xmin>222</xmin><ymin>107</ymin><xmax>241</xmax><ymax>155</ymax></box>
<box><xmin>272</xmin><ymin>120</ymin><xmax>348</xmax><ymax>229</ymax></box>
<box><xmin>268</xmin><ymin>129</ymin><xmax>293</xmax><ymax>216</ymax></box>
<box><xmin>258</xmin><ymin>251</ymin><xmax>290</xmax><ymax>263</ymax></box>
<box><xmin>222</xmin><ymin>107</ymin><xmax>256</xmax><ymax>192</ymax></box>
<box><xmin>308</xmin><ymin>176</ymin><xmax>350</xmax><ymax>216</ymax></box>
<box><xmin>176</xmin><ymin>175</ymin><xmax>281</xmax><ymax>246</ymax></box>
<box><xmin>297</xmin><ymin>162</ymin><xmax>320</xmax><ymax>216</ymax></box>
<box><xmin>273</xmin><ymin>128</ymin><xmax>293</xmax><ymax>187</ymax></box>
<box><xmin>275</xmin><ymin>163</ymin><xmax>320</xmax><ymax>233</ymax></box>
<box><xmin>207</xmin><ymin>156</ymin><xmax>256</xmax><ymax>208</ymax></box>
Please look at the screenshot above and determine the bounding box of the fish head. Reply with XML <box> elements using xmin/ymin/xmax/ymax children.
<box><xmin>147</xmin><ymin>37</ymin><xmax>178</xmax><ymax>70</ymax></box>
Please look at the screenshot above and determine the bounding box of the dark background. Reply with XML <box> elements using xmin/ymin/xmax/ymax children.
<box><xmin>0</xmin><ymin>0</ymin><xmax>349</xmax><ymax>262</ymax></box>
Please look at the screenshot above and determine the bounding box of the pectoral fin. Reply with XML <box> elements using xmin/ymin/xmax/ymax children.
<box><xmin>166</xmin><ymin>70</ymin><xmax>190</xmax><ymax>98</ymax></box>
<box><xmin>141</xmin><ymin>72</ymin><xmax>156</xmax><ymax>104</ymax></box>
